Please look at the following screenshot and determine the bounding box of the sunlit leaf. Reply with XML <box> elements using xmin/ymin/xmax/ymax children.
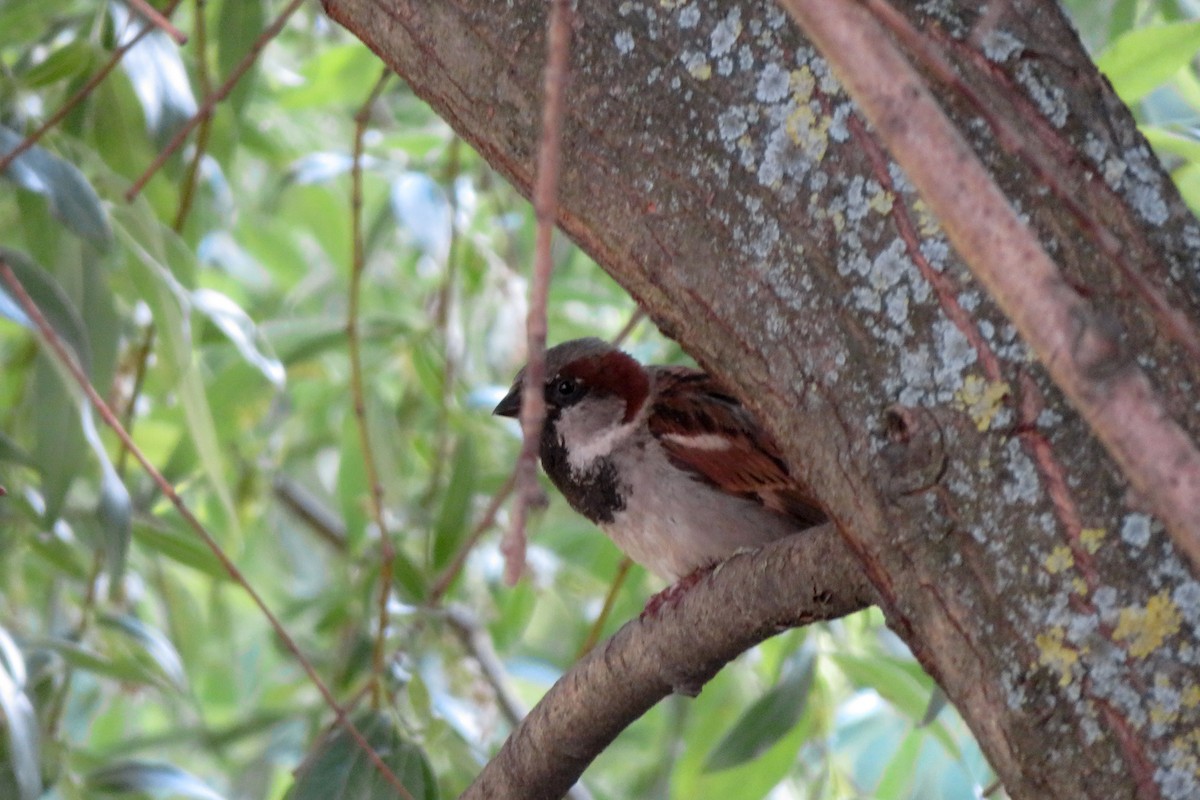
<box><xmin>113</xmin><ymin>217</ymin><xmax>239</xmax><ymax>539</ymax></box>
<box><xmin>97</xmin><ymin>614</ymin><xmax>188</xmax><ymax>693</ymax></box>
<box><xmin>872</xmin><ymin>726</ymin><xmax>923</xmax><ymax>800</ymax></box>
<box><xmin>286</xmin><ymin>152</ymin><xmax>356</xmax><ymax>186</ymax></box>
<box><xmin>1143</xmin><ymin>125</ymin><xmax>1200</xmax><ymax>164</ymax></box>
<box><xmin>704</xmin><ymin>646</ymin><xmax>815</xmax><ymax>772</ymax></box>
<box><xmin>217</xmin><ymin>0</ymin><xmax>266</xmax><ymax>118</ymax></box>
<box><xmin>0</xmin><ymin>247</ymin><xmax>92</xmax><ymax>376</ymax></box>
<box><xmin>86</xmin><ymin>760</ymin><xmax>225</xmax><ymax>800</ymax></box>
<box><xmin>131</xmin><ymin>518</ymin><xmax>229</xmax><ymax>581</ymax></box>
<box><xmin>0</xmin><ymin>127</ymin><xmax>112</xmax><ymax>248</ymax></box>
<box><xmin>286</xmin><ymin>711</ymin><xmax>437</xmax><ymax>800</ymax></box>
<box><xmin>112</xmin><ymin>3</ymin><xmax>198</xmax><ymax>142</ymax></box>
<box><xmin>0</xmin><ymin>627</ymin><xmax>40</xmax><ymax>800</ymax></box>
<box><xmin>433</xmin><ymin>437</ymin><xmax>476</xmax><ymax>570</ymax></box>
<box><xmin>32</xmin><ymin>353</ymin><xmax>84</xmax><ymax>521</ymax></box>
<box><xmin>21</xmin><ymin>40</ymin><xmax>97</xmax><ymax>88</ymax></box>
<box><xmin>193</xmin><ymin>288</ymin><xmax>285</xmax><ymax>387</ymax></box>
<box><xmin>831</xmin><ymin>653</ymin><xmax>961</xmax><ymax>761</ymax></box>
<box><xmin>80</xmin><ymin>403</ymin><xmax>132</xmax><ymax>586</ymax></box>
<box><xmin>1096</xmin><ymin>19</ymin><xmax>1200</xmax><ymax>103</ymax></box>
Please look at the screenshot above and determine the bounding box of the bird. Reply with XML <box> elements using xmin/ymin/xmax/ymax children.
<box><xmin>493</xmin><ymin>338</ymin><xmax>825</xmax><ymax>597</ymax></box>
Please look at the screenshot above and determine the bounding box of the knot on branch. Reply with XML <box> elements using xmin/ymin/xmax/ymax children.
<box><xmin>1071</xmin><ymin>306</ymin><xmax>1128</xmax><ymax>382</ymax></box>
<box><xmin>881</xmin><ymin>404</ymin><xmax>947</xmax><ymax>497</ymax></box>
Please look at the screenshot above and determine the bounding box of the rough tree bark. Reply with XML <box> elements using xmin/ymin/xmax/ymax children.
<box><xmin>321</xmin><ymin>1</ymin><xmax>1200</xmax><ymax>798</ymax></box>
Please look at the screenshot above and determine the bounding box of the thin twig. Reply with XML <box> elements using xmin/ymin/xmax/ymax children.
<box><xmin>0</xmin><ymin>261</ymin><xmax>415</xmax><ymax>800</ymax></box>
<box><xmin>114</xmin><ymin>322</ymin><xmax>156</xmax><ymax>478</ymax></box>
<box><xmin>0</xmin><ymin>1</ymin><xmax>184</xmax><ymax>176</ymax></box>
<box><xmin>444</xmin><ymin>604</ymin><xmax>527</xmax><ymax>726</ymax></box>
<box><xmin>611</xmin><ymin>308</ymin><xmax>645</xmax><ymax>346</ymax></box>
<box><xmin>346</xmin><ymin>68</ymin><xmax>394</xmax><ymax>708</ymax></box>
<box><xmin>426</xmin><ymin>137</ymin><xmax>464</xmax><ymax>504</ymax></box>
<box><xmin>127</xmin><ymin>0</ymin><xmax>188</xmax><ymax>44</ymax></box>
<box><xmin>172</xmin><ymin>0</ymin><xmax>215</xmax><ymax>233</ymax></box>
<box><xmin>272</xmin><ymin>475</ymin><xmax>348</xmax><ymax>552</ymax></box>
<box><xmin>503</xmin><ymin>0</ymin><xmax>573</xmax><ymax>585</ymax></box>
<box><xmin>576</xmin><ymin>557</ymin><xmax>632</xmax><ymax>659</ymax></box>
<box><xmin>428</xmin><ymin>472</ymin><xmax>516</xmax><ymax>604</ymax></box>
<box><xmin>125</xmin><ymin>0</ymin><xmax>306</xmax><ymax>201</ymax></box>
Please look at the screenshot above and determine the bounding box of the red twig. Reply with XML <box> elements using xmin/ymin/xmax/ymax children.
<box><xmin>502</xmin><ymin>0</ymin><xmax>574</xmax><ymax>585</ymax></box>
<box><xmin>0</xmin><ymin>260</ymin><xmax>415</xmax><ymax>800</ymax></box>
<box><xmin>346</xmin><ymin>68</ymin><xmax>395</xmax><ymax>706</ymax></box>
<box><xmin>127</xmin><ymin>0</ymin><xmax>187</xmax><ymax>44</ymax></box>
<box><xmin>0</xmin><ymin>1</ymin><xmax>184</xmax><ymax>176</ymax></box>
<box><xmin>125</xmin><ymin>0</ymin><xmax>306</xmax><ymax>201</ymax></box>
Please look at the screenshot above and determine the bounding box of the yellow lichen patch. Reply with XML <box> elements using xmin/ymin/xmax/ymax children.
<box><xmin>1036</xmin><ymin>627</ymin><xmax>1078</xmax><ymax>687</ymax></box>
<box><xmin>1080</xmin><ymin>527</ymin><xmax>1105</xmax><ymax>554</ymax></box>
<box><xmin>912</xmin><ymin>198</ymin><xmax>942</xmax><ymax>238</ymax></box>
<box><xmin>1183</xmin><ymin>684</ymin><xmax>1200</xmax><ymax>709</ymax></box>
<box><xmin>954</xmin><ymin>374</ymin><xmax>1011</xmax><ymax>432</ymax></box>
<box><xmin>1168</xmin><ymin>729</ymin><xmax>1200</xmax><ymax>776</ymax></box>
<box><xmin>1044</xmin><ymin>545</ymin><xmax>1074</xmax><ymax>574</ymax></box>
<box><xmin>688</xmin><ymin>61</ymin><xmax>712</xmax><ymax>81</ymax></box>
<box><xmin>1113</xmin><ymin>591</ymin><xmax>1183</xmax><ymax>658</ymax></box>
<box><xmin>789</xmin><ymin>66</ymin><xmax>815</xmax><ymax>102</ymax></box>
<box><xmin>1071</xmin><ymin>577</ymin><xmax>1089</xmax><ymax>596</ymax></box>
<box><xmin>868</xmin><ymin>188</ymin><xmax>895</xmax><ymax>216</ymax></box>
<box><xmin>784</xmin><ymin>103</ymin><xmax>830</xmax><ymax>162</ymax></box>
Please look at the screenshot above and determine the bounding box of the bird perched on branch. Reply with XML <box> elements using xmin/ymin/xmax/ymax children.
<box><xmin>494</xmin><ymin>338</ymin><xmax>825</xmax><ymax>600</ymax></box>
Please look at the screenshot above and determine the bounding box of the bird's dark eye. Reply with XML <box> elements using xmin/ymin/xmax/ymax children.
<box><xmin>547</xmin><ymin>377</ymin><xmax>584</xmax><ymax>406</ymax></box>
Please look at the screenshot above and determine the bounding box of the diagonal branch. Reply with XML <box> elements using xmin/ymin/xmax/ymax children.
<box><xmin>461</xmin><ymin>523</ymin><xmax>874</xmax><ymax>800</ymax></box>
<box><xmin>775</xmin><ymin>0</ymin><xmax>1200</xmax><ymax>569</ymax></box>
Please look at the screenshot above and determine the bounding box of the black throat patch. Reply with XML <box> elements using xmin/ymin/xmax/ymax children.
<box><xmin>539</xmin><ymin>420</ymin><xmax>626</xmax><ymax>525</ymax></box>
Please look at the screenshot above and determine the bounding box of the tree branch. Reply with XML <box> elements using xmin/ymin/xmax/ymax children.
<box><xmin>776</xmin><ymin>0</ymin><xmax>1200</xmax><ymax>567</ymax></box>
<box><xmin>461</xmin><ymin>523</ymin><xmax>874</xmax><ymax>800</ymax></box>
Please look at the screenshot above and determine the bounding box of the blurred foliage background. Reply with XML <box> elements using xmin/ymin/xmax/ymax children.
<box><xmin>0</xmin><ymin>1</ymin><xmax>1196</xmax><ymax>798</ymax></box>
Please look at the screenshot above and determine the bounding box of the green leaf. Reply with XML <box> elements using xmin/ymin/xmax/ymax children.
<box><xmin>217</xmin><ymin>0</ymin><xmax>266</xmax><ymax>118</ymax></box>
<box><xmin>32</xmin><ymin>351</ymin><xmax>84</xmax><ymax>522</ymax></box>
<box><xmin>131</xmin><ymin>518</ymin><xmax>229</xmax><ymax>581</ymax></box>
<box><xmin>872</xmin><ymin>727</ymin><xmax>923</xmax><ymax>800</ymax></box>
<box><xmin>1143</xmin><ymin>125</ymin><xmax>1200</xmax><ymax>164</ymax></box>
<box><xmin>21</xmin><ymin>40</ymin><xmax>97</xmax><ymax>88</ymax></box>
<box><xmin>113</xmin><ymin>216</ymin><xmax>239</xmax><ymax>541</ymax></box>
<box><xmin>192</xmin><ymin>288</ymin><xmax>285</xmax><ymax>387</ymax></box>
<box><xmin>80</xmin><ymin>404</ymin><xmax>132</xmax><ymax>588</ymax></box>
<box><xmin>830</xmin><ymin>652</ymin><xmax>962</xmax><ymax>761</ymax></box>
<box><xmin>704</xmin><ymin>646</ymin><xmax>815</xmax><ymax>772</ymax></box>
<box><xmin>111</xmin><ymin>3</ymin><xmax>198</xmax><ymax>144</ymax></box>
<box><xmin>0</xmin><ymin>431</ymin><xmax>34</xmax><ymax>468</ymax></box>
<box><xmin>432</xmin><ymin>437</ymin><xmax>476</xmax><ymax>570</ymax></box>
<box><xmin>0</xmin><ymin>627</ymin><xmax>41</xmax><ymax>800</ymax></box>
<box><xmin>286</xmin><ymin>711</ymin><xmax>437</xmax><ymax>800</ymax></box>
<box><xmin>98</xmin><ymin>613</ymin><xmax>188</xmax><ymax>693</ymax></box>
<box><xmin>0</xmin><ymin>247</ymin><xmax>93</xmax><ymax>377</ymax></box>
<box><xmin>1096</xmin><ymin>19</ymin><xmax>1200</xmax><ymax>103</ymax></box>
<box><xmin>0</xmin><ymin>126</ymin><xmax>113</xmax><ymax>249</ymax></box>
<box><xmin>86</xmin><ymin>760</ymin><xmax>225</xmax><ymax>800</ymax></box>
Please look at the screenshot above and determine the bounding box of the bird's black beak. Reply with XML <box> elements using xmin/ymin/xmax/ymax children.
<box><xmin>493</xmin><ymin>386</ymin><xmax>521</xmax><ymax>418</ymax></box>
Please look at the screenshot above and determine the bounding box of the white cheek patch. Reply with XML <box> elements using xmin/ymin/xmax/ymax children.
<box><xmin>568</xmin><ymin>419</ymin><xmax>638</xmax><ymax>471</ymax></box>
<box><xmin>554</xmin><ymin>397</ymin><xmax>642</xmax><ymax>473</ymax></box>
<box><xmin>660</xmin><ymin>432</ymin><xmax>733</xmax><ymax>451</ymax></box>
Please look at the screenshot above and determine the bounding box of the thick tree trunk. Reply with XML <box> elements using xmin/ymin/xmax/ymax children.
<box><xmin>322</xmin><ymin>1</ymin><xmax>1200</xmax><ymax>798</ymax></box>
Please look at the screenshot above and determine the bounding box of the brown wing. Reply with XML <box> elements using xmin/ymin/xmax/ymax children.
<box><xmin>647</xmin><ymin>366</ymin><xmax>826</xmax><ymax>527</ymax></box>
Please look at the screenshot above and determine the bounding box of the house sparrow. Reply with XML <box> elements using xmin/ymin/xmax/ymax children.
<box><xmin>493</xmin><ymin>338</ymin><xmax>825</xmax><ymax>585</ymax></box>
